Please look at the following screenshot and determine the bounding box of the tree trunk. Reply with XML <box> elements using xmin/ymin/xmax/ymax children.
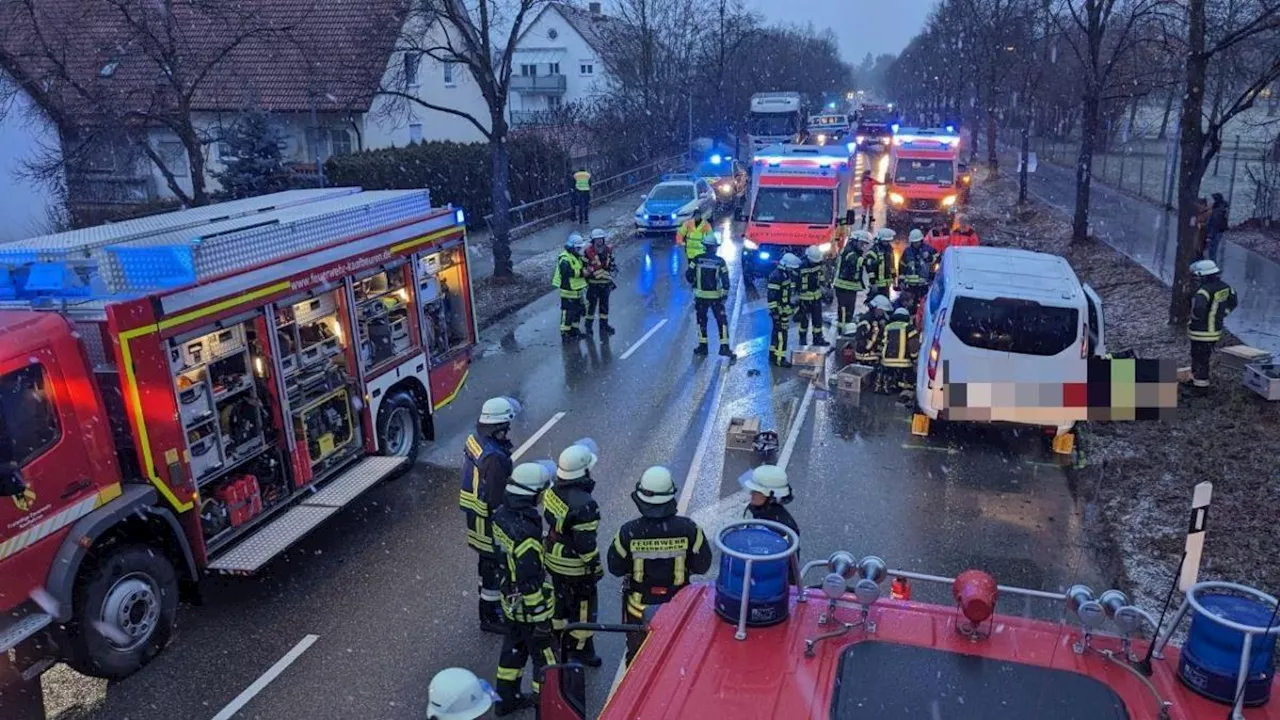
<box><xmin>1156</xmin><ymin>87</ymin><xmax>1175</xmax><ymax>139</ymax></box>
<box><xmin>183</xmin><ymin>126</ymin><xmax>209</xmax><ymax>206</ymax></box>
<box><xmin>489</xmin><ymin>134</ymin><xmax>514</xmax><ymax>279</ymax></box>
<box><xmin>1168</xmin><ymin>0</ymin><xmax>1207</xmax><ymax>326</ymax></box>
<box><xmin>1073</xmin><ymin>93</ymin><xmax>1100</xmax><ymax>243</ymax></box>
<box><xmin>1019</xmin><ymin>126</ymin><xmax>1030</xmax><ymax>204</ymax></box>
<box><xmin>985</xmin><ymin>109</ymin><xmax>998</xmax><ymax>173</ymax></box>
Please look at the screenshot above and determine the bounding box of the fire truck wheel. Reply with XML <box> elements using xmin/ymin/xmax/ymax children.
<box><xmin>377</xmin><ymin>391</ymin><xmax>422</xmax><ymax>474</ymax></box>
<box><xmin>66</xmin><ymin>545</ymin><xmax>178</xmax><ymax>679</ymax></box>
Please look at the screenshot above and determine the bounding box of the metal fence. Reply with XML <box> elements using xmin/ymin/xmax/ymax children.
<box><xmin>1004</xmin><ymin>129</ymin><xmax>1278</xmax><ymax>223</ymax></box>
<box><xmin>483</xmin><ymin>151</ymin><xmax>690</xmax><ymax>238</ymax></box>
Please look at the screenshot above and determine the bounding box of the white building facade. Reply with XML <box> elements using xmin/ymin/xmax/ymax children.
<box><xmin>508</xmin><ymin>2</ymin><xmax>611</xmax><ymax>127</ymax></box>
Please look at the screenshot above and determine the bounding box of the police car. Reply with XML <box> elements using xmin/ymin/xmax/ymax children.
<box><xmin>634</xmin><ymin>175</ymin><xmax>716</xmax><ymax>233</ymax></box>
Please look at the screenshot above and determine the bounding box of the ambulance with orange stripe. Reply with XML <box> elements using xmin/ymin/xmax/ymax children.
<box><xmin>741</xmin><ymin>144</ymin><xmax>856</xmax><ymax>283</ymax></box>
<box><xmin>0</xmin><ymin>189</ymin><xmax>474</xmax><ymax>685</ymax></box>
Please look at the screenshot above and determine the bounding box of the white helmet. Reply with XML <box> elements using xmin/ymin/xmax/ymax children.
<box><xmin>634</xmin><ymin>466</ymin><xmax>677</xmax><ymax>505</ymax></box>
<box><xmin>856</xmin><ymin>231</ymin><xmax>874</xmax><ymax>249</ymax></box>
<box><xmin>876</xmin><ymin>228</ymin><xmax>896</xmax><ymax>242</ymax></box>
<box><xmin>805</xmin><ymin>245</ymin><xmax>825</xmax><ymax>263</ymax></box>
<box><xmin>566</xmin><ymin>232</ymin><xmax>586</xmax><ymax>252</ymax></box>
<box><xmin>740</xmin><ymin>464</ymin><xmax>791</xmax><ymax>500</ymax></box>
<box><xmin>779</xmin><ymin>253</ymin><xmax>802</xmax><ymax>269</ymax></box>
<box><xmin>869</xmin><ymin>295</ymin><xmax>893</xmax><ymax>311</ymax></box>
<box><xmin>703</xmin><ymin>231</ymin><xmax>720</xmax><ymax>247</ymax></box>
<box><xmin>426</xmin><ymin>668</ymin><xmax>496</xmax><ymax>720</ymax></box>
<box><xmin>1190</xmin><ymin>259</ymin><xmax>1220</xmax><ymax>277</ymax></box>
<box><xmin>590</xmin><ymin>228</ymin><xmax>607</xmax><ymax>241</ymax></box>
<box><xmin>479</xmin><ymin>397</ymin><xmax>517</xmax><ymax>425</ymax></box>
<box><xmin>557</xmin><ymin>444</ymin><xmax>598</xmax><ymax>480</ymax></box>
<box><xmin>507</xmin><ymin>462</ymin><xmax>553</xmax><ymax>496</ymax></box>
<box><xmin>908</xmin><ymin>229</ymin><xmax>924</xmax><ymax>244</ymax></box>
<box><xmin>893</xmin><ymin>306</ymin><xmax>911</xmax><ymax>318</ymax></box>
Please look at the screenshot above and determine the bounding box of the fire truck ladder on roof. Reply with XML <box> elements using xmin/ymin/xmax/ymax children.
<box><xmin>207</xmin><ymin>455</ymin><xmax>408</xmax><ymax>574</ymax></box>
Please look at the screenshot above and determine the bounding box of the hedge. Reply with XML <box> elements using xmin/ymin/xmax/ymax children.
<box><xmin>324</xmin><ymin>135</ymin><xmax>569</xmax><ymax>225</ymax></box>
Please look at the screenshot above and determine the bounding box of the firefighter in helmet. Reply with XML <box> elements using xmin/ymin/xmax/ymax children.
<box><xmin>796</xmin><ymin>245</ymin><xmax>829</xmax><ymax>346</ymax></box>
<box><xmin>608</xmin><ymin>466</ymin><xmax>713</xmax><ymax>665</ymax></box>
<box><xmin>767</xmin><ymin>253</ymin><xmax>801</xmax><ymax>367</ymax></box>
<box><xmin>459</xmin><ymin>397</ymin><xmax>518</xmax><ymax>634</ymax></box>
<box><xmin>544</xmin><ymin>444</ymin><xmax>603</xmax><ymax>667</ymax></box>
<box><xmin>896</xmin><ymin>228</ymin><xmax>937</xmax><ymax>315</ymax></box>
<box><xmin>832</xmin><ymin>231</ymin><xmax>871</xmax><ymax>334</ymax></box>
<box><xmin>866</xmin><ymin>228</ymin><xmax>895</xmax><ymax>301</ymax></box>
<box><xmin>552</xmin><ymin>234</ymin><xmax>590</xmax><ymax>340</ymax></box>
<box><xmin>584</xmin><ymin>228</ymin><xmax>617</xmax><ymax>336</ymax></box>
<box><xmin>852</xmin><ymin>294</ymin><xmax>892</xmax><ymax>364</ymax></box>
<box><xmin>877</xmin><ymin>306</ymin><xmax>921</xmax><ymax>397</ymax></box>
<box><xmin>686</xmin><ymin>233</ymin><xmax>733</xmax><ymax>357</ymax></box>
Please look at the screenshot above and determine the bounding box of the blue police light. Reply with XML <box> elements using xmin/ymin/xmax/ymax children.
<box><xmin>946</xmin><ymin>124</ymin><xmax>956</xmax><ymax>133</ymax></box>
<box><xmin>455</xmin><ymin>208</ymin><xmax>466</xmax><ymax>225</ymax></box>
<box><xmin>710</xmin><ymin>154</ymin><xmax>723</xmax><ymax>165</ymax></box>
<box><xmin>891</xmin><ymin>123</ymin><xmax>900</xmax><ymax>134</ymax></box>
<box><xmin>828</xmin><ymin>102</ymin><xmax>836</xmax><ymax>109</ymax></box>
<box><xmin>759</xmin><ymin>251</ymin><xmax>771</xmax><ymax>260</ymax></box>
<box><xmin>846</xmin><ymin>142</ymin><xmax>857</xmax><ymax>154</ymax></box>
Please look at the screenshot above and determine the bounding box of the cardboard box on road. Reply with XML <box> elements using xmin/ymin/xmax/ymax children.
<box><xmin>835</xmin><ymin>364</ymin><xmax>875</xmax><ymax>405</ymax></box>
<box><xmin>726</xmin><ymin>416</ymin><xmax>760</xmax><ymax>452</ymax></box>
<box><xmin>791</xmin><ymin>345</ymin><xmax>828</xmax><ymax>382</ymax></box>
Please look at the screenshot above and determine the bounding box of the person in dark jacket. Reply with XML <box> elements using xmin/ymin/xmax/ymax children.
<box><xmin>1186</xmin><ymin>259</ymin><xmax>1238</xmax><ymax>391</ymax></box>
<box><xmin>608</xmin><ymin>466</ymin><xmax>713</xmax><ymax>665</ymax></box>
<box><xmin>459</xmin><ymin>397</ymin><xmax>519</xmax><ymax>634</ymax></box>
<box><xmin>740</xmin><ymin>465</ymin><xmax>798</xmax><ymax>536</ymax></box>
<box><xmin>544</xmin><ymin>444</ymin><xmax>603</xmax><ymax>667</ymax></box>
<box><xmin>1205</xmin><ymin>192</ymin><xmax>1229</xmax><ymax>264</ymax></box>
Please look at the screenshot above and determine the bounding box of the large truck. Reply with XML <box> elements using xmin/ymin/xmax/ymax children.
<box><xmin>741</xmin><ymin>144</ymin><xmax>855</xmax><ymax>283</ymax></box>
<box><xmin>854</xmin><ymin>103</ymin><xmax>899</xmax><ymax>154</ymax></box>
<box><xmin>0</xmin><ymin>189</ymin><xmax>475</xmax><ymax>692</ymax></box>
<box><xmin>746</xmin><ymin>92</ymin><xmax>805</xmax><ymax>162</ymax></box>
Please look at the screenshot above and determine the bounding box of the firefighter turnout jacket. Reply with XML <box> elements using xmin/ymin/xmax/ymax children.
<box><xmin>608</xmin><ymin>510</ymin><xmax>712</xmax><ymax>618</ymax></box>
<box><xmin>459</xmin><ymin>431</ymin><xmax>514</xmax><ymax>554</ymax></box>
<box><xmin>492</xmin><ymin>497</ymin><xmax>556</xmax><ymax>623</ymax></box>
<box><xmin>1188</xmin><ymin>277</ymin><xmax>1238</xmax><ymax>343</ymax></box>
<box><xmin>677</xmin><ymin>218</ymin><xmax>713</xmax><ymax>262</ymax></box>
<box><xmin>832</xmin><ymin>244</ymin><xmax>865</xmax><ymax>292</ymax></box>
<box><xmin>867</xmin><ymin>243</ymin><xmax>892</xmax><ymax>290</ymax></box>
<box><xmin>767</xmin><ymin>267</ymin><xmax>797</xmax><ymax>317</ymax></box>
<box><xmin>899</xmin><ymin>245</ymin><xmax>937</xmax><ymax>287</ymax></box>
<box><xmin>881</xmin><ymin>319</ymin><xmax>921</xmax><ymax>368</ymax></box>
<box><xmin>687</xmin><ymin>253</ymin><xmax>730</xmax><ymax>299</ymax></box>
<box><xmin>584</xmin><ymin>244</ymin><xmax>617</xmax><ymax>285</ymax></box>
<box><xmin>797</xmin><ymin>258</ymin><xmax>825</xmax><ymax>301</ymax></box>
<box><xmin>853</xmin><ymin>313</ymin><xmax>887</xmax><ymax>363</ymax></box>
<box><xmin>544</xmin><ymin>479</ymin><xmax>602</xmax><ymax>578</ymax></box>
<box><xmin>553</xmin><ymin>251</ymin><xmax>588</xmax><ymax>298</ymax></box>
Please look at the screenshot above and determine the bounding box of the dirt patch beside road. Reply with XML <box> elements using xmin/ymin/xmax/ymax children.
<box><xmin>1224</xmin><ymin>226</ymin><xmax>1280</xmax><ymax>266</ymax></box>
<box><xmin>965</xmin><ymin>170</ymin><xmax>1280</xmax><ymax>618</ymax></box>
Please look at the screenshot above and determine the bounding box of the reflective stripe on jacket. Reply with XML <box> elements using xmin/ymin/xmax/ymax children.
<box><xmin>797</xmin><ymin>261</ymin><xmax>825</xmax><ymax>301</ymax></box>
<box><xmin>459</xmin><ymin>433</ymin><xmax>513</xmax><ymax>554</ymax></box>
<box><xmin>493</xmin><ymin>504</ymin><xmax>556</xmax><ymax>623</ymax></box>
<box><xmin>689</xmin><ymin>255</ymin><xmax>730</xmax><ymax>300</ymax></box>
<box><xmin>573</xmin><ymin>171</ymin><xmax>592</xmax><ymax>192</ymax></box>
<box><xmin>1188</xmin><ymin>279</ymin><xmax>1238</xmax><ymax>342</ymax></box>
<box><xmin>832</xmin><ymin>246</ymin><xmax>865</xmax><ymax>291</ymax></box>
<box><xmin>880</xmin><ymin>320</ymin><xmax>920</xmax><ymax>368</ymax></box>
<box><xmin>552</xmin><ymin>251</ymin><xmax>588</xmax><ymax>298</ymax></box>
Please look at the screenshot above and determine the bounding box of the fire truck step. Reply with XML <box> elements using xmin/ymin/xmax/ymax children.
<box><xmin>207</xmin><ymin>505</ymin><xmax>338</xmax><ymax>574</ymax></box>
<box><xmin>301</xmin><ymin>456</ymin><xmax>408</xmax><ymax>509</ymax></box>
<box><xmin>0</xmin><ymin>612</ymin><xmax>53</xmax><ymax>655</ymax></box>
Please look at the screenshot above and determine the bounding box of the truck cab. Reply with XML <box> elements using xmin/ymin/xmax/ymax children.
<box><xmin>885</xmin><ymin>128</ymin><xmax>962</xmax><ymax>230</ymax></box>
<box><xmin>741</xmin><ymin>145</ymin><xmax>854</xmax><ymax>283</ymax></box>
<box><xmin>853</xmin><ymin>104</ymin><xmax>897</xmax><ymax>154</ymax></box>
<box><xmin>747</xmin><ymin>92</ymin><xmax>805</xmax><ymax>162</ymax></box>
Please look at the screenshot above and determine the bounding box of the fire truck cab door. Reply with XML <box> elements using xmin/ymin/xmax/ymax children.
<box><xmin>0</xmin><ymin>344</ymin><xmax>102</xmax><ymax>610</ymax></box>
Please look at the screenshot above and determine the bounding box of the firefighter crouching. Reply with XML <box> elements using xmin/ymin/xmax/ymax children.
<box><xmin>896</xmin><ymin>229</ymin><xmax>936</xmax><ymax>316</ymax></box>
<box><xmin>1186</xmin><ymin>259</ymin><xmax>1238</xmax><ymax>391</ymax></box>
<box><xmin>686</xmin><ymin>234</ymin><xmax>734</xmax><ymax>357</ymax></box>
<box><xmin>459</xmin><ymin>397</ymin><xmax>519</xmax><ymax>634</ymax></box>
<box><xmin>767</xmin><ymin>253</ymin><xmax>802</xmax><ymax>367</ymax></box>
<box><xmin>833</xmin><ymin>231</ymin><xmax>871</xmax><ymax>334</ymax></box>
<box><xmin>584</xmin><ymin>228</ymin><xmax>618</xmax><ymax>337</ymax></box>
<box><xmin>796</xmin><ymin>245</ymin><xmax>829</xmax><ymax>346</ymax></box>
<box><xmin>553</xmin><ymin>234</ymin><xmax>590</xmax><ymax>340</ymax></box>
<box><xmin>544</xmin><ymin>444</ymin><xmax>604</xmax><ymax>667</ymax></box>
<box><xmin>677</xmin><ymin>215</ymin><xmax>714</xmax><ymax>267</ymax></box>
<box><xmin>876</xmin><ymin>307</ymin><xmax>921</xmax><ymax>397</ymax></box>
<box><xmin>850</xmin><ymin>295</ymin><xmax>892</xmax><ymax>365</ymax></box>
<box><xmin>492</xmin><ymin>463</ymin><xmax>558</xmax><ymax>715</ymax></box>
<box><xmin>866</xmin><ymin>228</ymin><xmax>895</xmax><ymax>301</ymax></box>
<box><xmin>608</xmin><ymin>467</ymin><xmax>713</xmax><ymax>665</ymax></box>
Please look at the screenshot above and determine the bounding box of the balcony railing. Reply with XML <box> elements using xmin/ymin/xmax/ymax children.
<box><xmin>510</xmin><ymin>74</ymin><xmax>567</xmax><ymax>93</ymax></box>
<box><xmin>510</xmin><ymin>110</ymin><xmax>561</xmax><ymax>127</ymax></box>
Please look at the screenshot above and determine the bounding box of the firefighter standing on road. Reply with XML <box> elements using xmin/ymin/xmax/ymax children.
<box><xmin>866</xmin><ymin>228</ymin><xmax>895</xmax><ymax>301</ymax></box>
<box><xmin>552</xmin><ymin>234</ymin><xmax>589</xmax><ymax>340</ymax></box>
<box><xmin>796</xmin><ymin>245</ymin><xmax>829</xmax><ymax>346</ymax></box>
<box><xmin>768</xmin><ymin>253</ymin><xmax>801</xmax><ymax>367</ymax></box>
<box><xmin>897</xmin><ymin>229</ymin><xmax>937</xmax><ymax>315</ymax></box>
<box><xmin>833</xmin><ymin>231</ymin><xmax>871</xmax><ymax>334</ymax></box>
<box><xmin>677</xmin><ymin>215</ymin><xmax>714</xmax><ymax>268</ymax></box>
<box><xmin>572</xmin><ymin>166</ymin><xmax>592</xmax><ymax>224</ymax></box>
<box><xmin>859</xmin><ymin>171</ymin><xmax>879</xmax><ymax>229</ymax></box>
<box><xmin>584</xmin><ymin>228</ymin><xmax>618</xmax><ymax>336</ymax></box>
<box><xmin>877</xmin><ymin>307</ymin><xmax>921</xmax><ymax>396</ymax></box>
<box><xmin>492</xmin><ymin>463</ymin><xmax>558</xmax><ymax>716</ymax></box>
<box><xmin>459</xmin><ymin>397</ymin><xmax>518</xmax><ymax>634</ymax></box>
<box><xmin>1186</xmin><ymin>259</ymin><xmax>1238</xmax><ymax>391</ymax></box>
<box><xmin>686</xmin><ymin>234</ymin><xmax>733</xmax><ymax>357</ymax></box>
<box><xmin>608</xmin><ymin>466</ymin><xmax>713</xmax><ymax>665</ymax></box>
<box><xmin>852</xmin><ymin>295</ymin><xmax>892</xmax><ymax>364</ymax></box>
<box><xmin>544</xmin><ymin>444</ymin><xmax>603</xmax><ymax>668</ymax></box>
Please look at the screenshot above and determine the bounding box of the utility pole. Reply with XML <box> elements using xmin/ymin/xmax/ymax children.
<box><xmin>688</xmin><ymin>91</ymin><xmax>694</xmax><ymax>152</ymax></box>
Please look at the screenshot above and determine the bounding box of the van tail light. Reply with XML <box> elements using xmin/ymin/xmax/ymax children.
<box><xmin>1080</xmin><ymin>323</ymin><xmax>1089</xmax><ymax>359</ymax></box>
<box><xmin>927</xmin><ymin>310</ymin><xmax>946</xmax><ymax>382</ymax></box>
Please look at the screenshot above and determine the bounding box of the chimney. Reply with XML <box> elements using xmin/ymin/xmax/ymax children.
<box><xmin>588</xmin><ymin>2</ymin><xmax>602</xmax><ymax>17</ymax></box>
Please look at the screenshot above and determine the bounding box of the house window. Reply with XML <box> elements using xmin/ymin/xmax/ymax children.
<box><xmin>547</xmin><ymin>95</ymin><xmax>563</xmax><ymax>110</ymax></box>
<box><xmin>158</xmin><ymin>140</ymin><xmax>188</xmax><ymax>176</ymax></box>
<box><xmin>443</xmin><ymin>62</ymin><xmax>456</xmax><ymax>86</ymax></box>
<box><xmin>409</xmin><ymin>124</ymin><xmax>423</xmax><ymax>143</ymax></box>
<box><xmin>404</xmin><ymin>52</ymin><xmax>421</xmax><ymax>87</ymax></box>
<box><xmin>520</xmin><ymin>64</ymin><xmax>537</xmax><ymax>77</ymax></box>
<box><xmin>549</xmin><ymin>62</ymin><xmax>560</xmax><ymax>75</ymax></box>
<box><xmin>580</xmin><ymin>62</ymin><xmax>594</xmax><ymax>76</ymax></box>
<box><xmin>330</xmin><ymin>129</ymin><xmax>353</xmax><ymax>157</ymax></box>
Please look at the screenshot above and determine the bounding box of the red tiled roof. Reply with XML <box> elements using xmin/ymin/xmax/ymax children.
<box><xmin>1</xmin><ymin>0</ymin><xmax>406</xmax><ymax>119</ymax></box>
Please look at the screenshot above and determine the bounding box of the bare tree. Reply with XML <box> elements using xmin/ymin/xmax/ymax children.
<box><xmin>1168</xmin><ymin>0</ymin><xmax>1280</xmax><ymax>324</ymax></box>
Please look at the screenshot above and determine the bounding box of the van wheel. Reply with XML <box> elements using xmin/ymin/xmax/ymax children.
<box><xmin>377</xmin><ymin>391</ymin><xmax>422</xmax><ymax>477</ymax></box>
<box><xmin>66</xmin><ymin>545</ymin><xmax>178</xmax><ymax>679</ymax></box>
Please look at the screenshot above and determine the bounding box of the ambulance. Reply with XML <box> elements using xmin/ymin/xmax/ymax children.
<box><xmin>741</xmin><ymin>145</ymin><xmax>855</xmax><ymax>283</ymax></box>
<box><xmin>885</xmin><ymin>128</ymin><xmax>963</xmax><ymax>230</ymax></box>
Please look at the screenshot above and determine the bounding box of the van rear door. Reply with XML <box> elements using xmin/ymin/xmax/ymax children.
<box><xmin>945</xmin><ymin>295</ymin><xmax>1082</xmax><ymax>385</ymax></box>
<box><xmin>1082</xmin><ymin>284</ymin><xmax>1107</xmax><ymax>357</ymax></box>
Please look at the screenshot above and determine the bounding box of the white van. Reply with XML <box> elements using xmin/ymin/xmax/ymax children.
<box><xmin>914</xmin><ymin>246</ymin><xmax>1107</xmax><ymax>449</ymax></box>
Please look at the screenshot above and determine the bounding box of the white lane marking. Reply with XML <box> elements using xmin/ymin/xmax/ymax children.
<box><xmin>211</xmin><ymin>634</ymin><xmax>319</xmax><ymax>720</ymax></box>
<box><xmin>512</xmin><ymin>412</ymin><xmax>567</xmax><ymax>460</ymax></box>
<box><xmin>676</xmin><ymin>275</ymin><xmax>746</xmax><ymax>514</ymax></box>
<box><xmin>778</xmin><ymin>351</ymin><xmax>832</xmax><ymax>470</ymax></box>
<box><xmin>619</xmin><ymin>318</ymin><xmax>669</xmax><ymax>360</ymax></box>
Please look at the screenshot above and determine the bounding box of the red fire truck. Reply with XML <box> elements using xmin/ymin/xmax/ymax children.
<box><xmin>0</xmin><ymin>189</ymin><xmax>474</xmax><ymax>687</ymax></box>
<box><xmin>885</xmin><ymin>128</ymin><xmax>963</xmax><ymax>230</ymax></box>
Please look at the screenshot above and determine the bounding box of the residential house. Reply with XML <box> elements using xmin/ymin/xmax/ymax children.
<box><xmin>508</xmin><ymin>2</ymin><xmax>614</xmax><ymax>128</ymax></box>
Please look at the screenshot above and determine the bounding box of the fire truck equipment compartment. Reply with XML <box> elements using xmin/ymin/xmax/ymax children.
<box><xmin>830</xmin><ymin>642</ymin><xmax>1130</xmax><ymax>719</ymax></box>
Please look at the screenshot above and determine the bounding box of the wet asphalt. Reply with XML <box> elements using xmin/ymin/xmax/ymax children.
<box><xmin>42</xmin><ymin>153</ymin><xmax>1112</xmax><ymax>720</ymax></box>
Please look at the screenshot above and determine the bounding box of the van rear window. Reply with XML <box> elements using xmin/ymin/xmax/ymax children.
<box><xmin>949</xmin><ymin>296</ymin><xmax>1078</xmax><ymax>356</ymax></box>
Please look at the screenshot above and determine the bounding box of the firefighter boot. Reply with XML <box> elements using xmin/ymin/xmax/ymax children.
<box><xmin>693</xmin><ymin>343</ymin><xmax>709</xmax><ymax>356</ymax></box>
<box><xmin>719</xmin><ymin>344</ymin><xmax>734</xmax><ymax>358</ymax></box>
<box><xmin>812</xmin><ymin>331</ymin><xmax>829</xmax><ymax>347</ymax></box>
<box><xmin>494</xmin><ymin>689</ymin><xmax>535</xmax><ymax>717</ymax></box>
<box><xmin>600</xmin><ymin>318</ymin><xmax>616</xmax><ymax>336</ymax></box>
<box><xmin>480</xmin><ymin>601</ymin><xmax>508</xmax><ymax>635</ymax></box>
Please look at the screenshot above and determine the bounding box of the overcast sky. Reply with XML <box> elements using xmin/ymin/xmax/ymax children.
<box><xmin>746</xmin><ymin>0</ymin><xmax>937</xmax><ymax>62</ymax></box>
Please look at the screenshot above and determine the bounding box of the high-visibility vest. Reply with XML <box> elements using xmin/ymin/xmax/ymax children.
<box><xmin>1187</xmin><ymin>280</ymin><xmax>1237</xmax><ymax>342</ymax></box>
<box><xmin>868</xmin><ymin>245</ymin><xmax>892</xmax><ymax>288</ymax></box>
<box><xmin>797</xmin><ymin>262</ymin><xmax>824</xmax><ymax>301</ymax></box>
<box><xmin>880</xmin><ymin>320</ymin><xmax>919</xmax><ymax>368</ymax></box>
<box><xmin>552</xmin><ymin>251</ymin><xmax>587</xmax><ymax>297</ymax></box>
<box><xmin>678</xmin><ymin>219</ymin><xmax>712</xmax><ymax>259</ymax></box>
<box><xmin>766</xmin><ymin>268</ymin><xmax>795</xmax><ymax>314</ymax></box>
<box><xmin>832</xmin><ymin>247</ymin><xmax>865</xmax><ymax>291</ymax></box>
<box><xmin>573</xmin><ymin>170</ymin><xmax>592</xmax><ymax>192</ymax></box>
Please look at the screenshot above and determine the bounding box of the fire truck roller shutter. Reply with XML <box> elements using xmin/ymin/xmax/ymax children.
<box><xmin>46</xmin><ymin>485</ymin><xmax>195</xmax><ymax>678</ymax></box>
